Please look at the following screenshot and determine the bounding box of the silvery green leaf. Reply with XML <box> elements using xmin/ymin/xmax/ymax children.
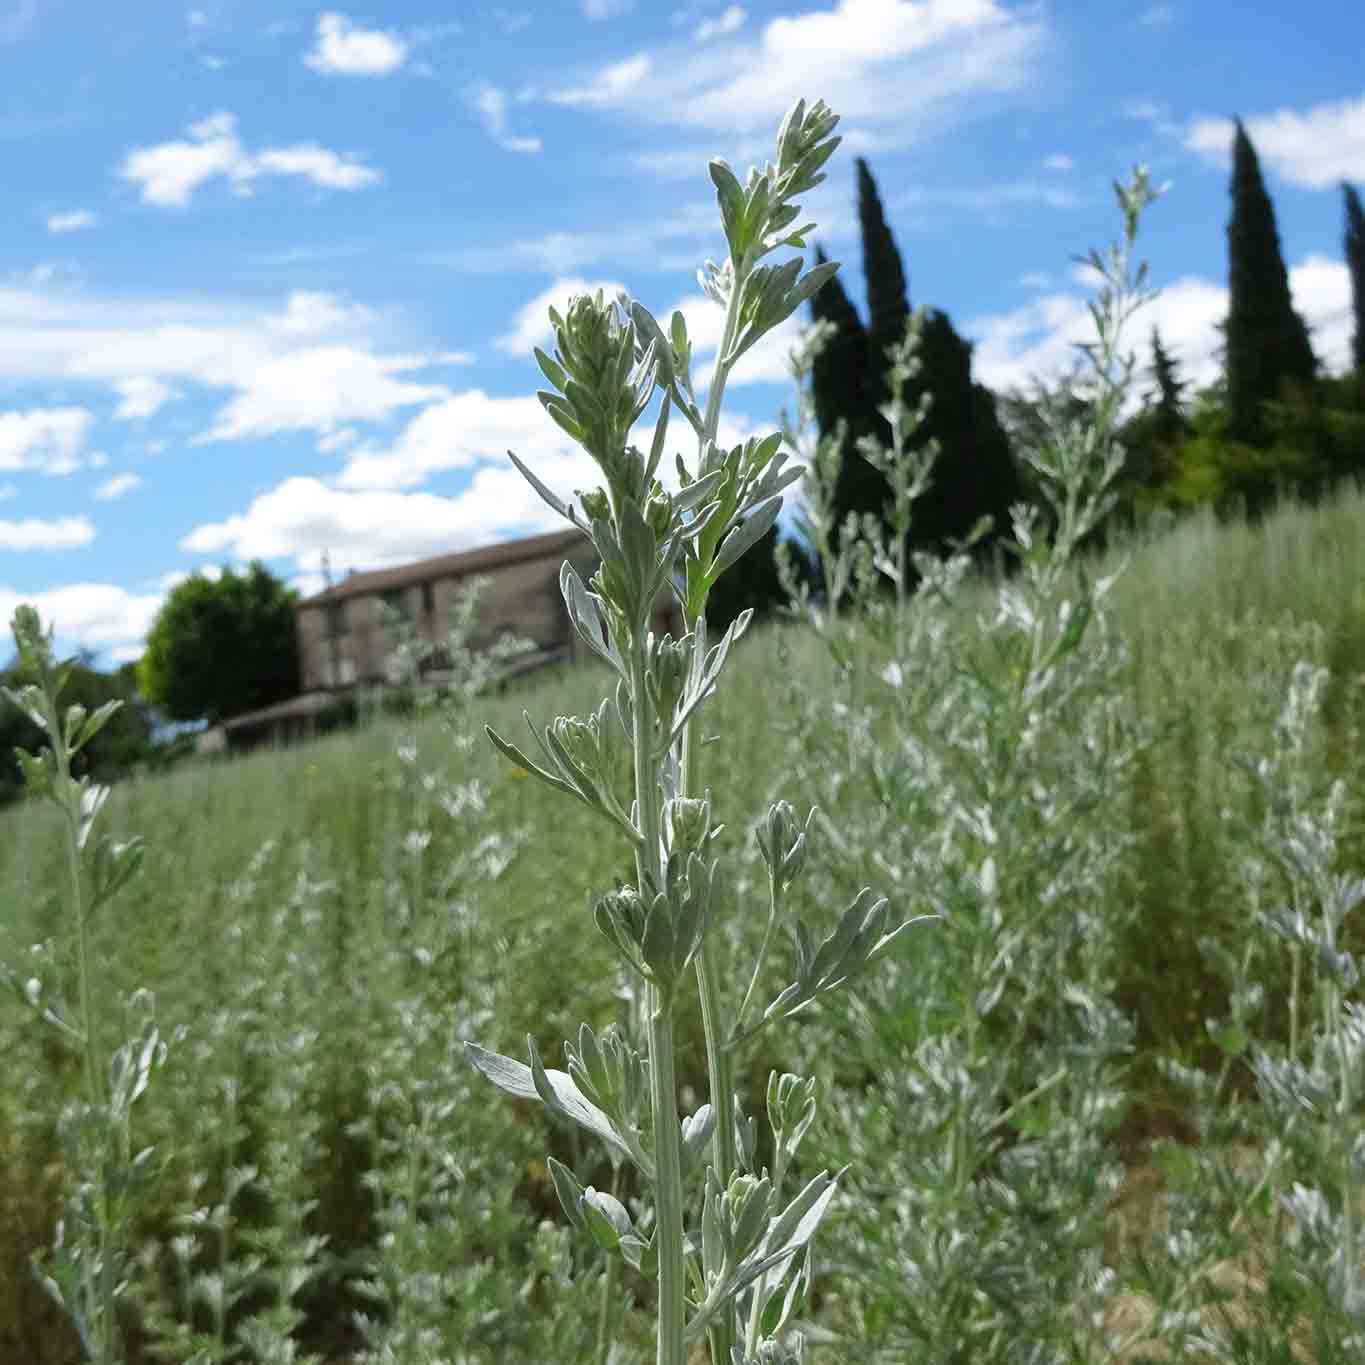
<box><xmin>485</xmin><ymin>724</ymin><xmax>578</xmax><ymax>800</ymax></box>
<box><xmin>533</xmin><ymin>346</ymin><xmax>569</xmax><ymax>393</ymax></box>
<box><xmin>69</xmin><ymin>699</ymin><xmax>122</xmax><ymax>755</ymax></box>
<box><xmin>737</xmin><ymin>1169</ymin><xmax>839</xmax><ymax>1290</ymax></box>
<box><xmin>713</xmin><ymin>496</ymin><xmax>783</xmax><ymax>579</ymax></box>
<box><xmin>780</xmin><ymin>260</ymin><xmax>840</xmax><ymax>316</ymax></box>
<box><xmin>775</xmin><ymin>97</ymin><xmax>807</xmax><ymax>171</ymax></box>
<box><xmin>646</xmin><ymin>388</ymin><xmax>671</xmax><ymax>485</ymax></box>
<box><xmin>536</xmin><ymin>390</ymin><xmax>585</xmax><ymax>445</ymax></box>
<box><xmin>620</xmin><ymin>1229</ymin><xmax>658</xmax><ymax>1278</ymax></box>
<box><xmin>560</xmin><ymin>562</ymin><xmax>622</xmax><ymax>674</ymax></box>
<box><xmin>508</xmin><ymin>448</ymin><xmax>578</xmax><ymax>525</ymax></box>
<box><xmin>2</xmin><ymin>682</ymin><xmax>48</xmax><ymax>730</ymax></box>
<box><xmin>681</xmin><ymin>1104</ymin><xmax>716</xmax><ymax>1177</ymax></box>
<box><xmin>627</xmin><ymin>301</ymin><xmax>675</xmax><ymax>391</ymax></box>
<box><xmin>548</xmin><ymin>1152</ymin><xmax>586</xmax><ymax>1228</ymax></box>
<box><xmin>76</xmin><ymin>781</ymin><xmax>109</xmax><ymax>850</ymax></box>
<box><xmin>674</xmin><ymin>469</ymin><xmax>725</xmax><ymax>515</ymax></box>
<box><xmin>91</xmin><ymin>836</ymin><xmax>145</xmax><ymax>909</ymax></box>
<box><xmin>465</xmin><ymin>1040</ymin><xmax>639</xmax><ymax>1167</ymax></box>
<box><xmin>641</xmin><ymin>890</ymin><xmax>677</xmax><ymax>986</ymax></box>
<box><xmin>710</xmin><ymin>159</ymin><xmax>747</xmax><ymax>259</ymax></box>
<box><xmin>581</xmin><ymin>1188</ymin><xmax>633</xmax><ymax>1251</ymax></box>
<box><xmin>731</xmin><ymin>1175</ymin><xmax>774</xmax><ymax>1264</ymax></box>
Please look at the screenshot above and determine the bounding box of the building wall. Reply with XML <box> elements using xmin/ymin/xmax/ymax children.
<box><xmin>297</xmin><ymin>541</ymin><xmax>603</xmax><ymax>691</ymax></box>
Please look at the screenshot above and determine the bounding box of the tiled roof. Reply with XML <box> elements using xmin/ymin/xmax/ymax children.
<box><xmin>297</xmin><ymin>526</ymin><xmax>590</xmax><ymax>606</ymax></box>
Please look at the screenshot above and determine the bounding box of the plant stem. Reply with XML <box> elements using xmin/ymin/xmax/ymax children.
<box><xmin>648</xmin><ymin>989</ymin><xmax>687</xmax><ymax>1365</ymax></box>
<box><xmin>629</xmin><ymin>639</ymin><xmax>686</xmax><ymax>1365</ymax></box>
<box><xmin>688</xmin><ymin>261</ymin><xmax>750</xmax><ymax>1364</ymax></box>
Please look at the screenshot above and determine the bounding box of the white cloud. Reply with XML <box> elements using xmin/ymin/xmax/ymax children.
<box><xmin>337</xmin><ymin>390</ymin><xmax>570</xmax><ymax>490</ymax></box>
<box><xmin>199</xmin><ymin>346</ymin><xmax>451</xmax><ymax>442</ymax></box>
<box><xmin>113</xmin><ymin>376</ymin><xmax>178</xmax><ymax>420</ymax></box>
<box><xmin>695</xmin><ymin>6</ymin><xmax>746</xmax><ymax>41</ymax></box>
<box><xmin>0</xmin><ymin>516</ymin><xmax>94</xmax><ymax>550</ymax></box>
<box><xmin>186</xmin><ymin>398</ymin><xmax>765</xmax><ymax>574</ymax></box>
<box><xmin>967</xmin><ymin>254</ymin><xmax>1354</xmax><ymax>400</ymax></box>
<box><xmin>0</xmin><ymin>407</ymin><xmax>93</xmax><ymax>474</ymax></box>
<box><xmin>469</xmin><ymin>84</ymin><xmax>541</xmax><ymax>154</ymax></box>
<box><xmin>253</xmin><ymin>143</ymin><xmax>381</xmax><ymax>190</ymax></box>
<box><xmin>552</xmin><ymin>54</ymin><xmax>653</xmax><ymax>107</ymax></box>
<box><xmin>584</xmin><ymin>0</ymin><xmax>633</xmax><ymax>17</ymax></box>
<box><xmin>1018</xmin><ymin>271</ymin><xmax>1052</xmax><ymax>289</ymax></box>
<box><xmin>304</xmin><ymin>12</ymin><xmax>408</xmax><ymax>76</ymax></box>
<box><xmin>0</xmin><ymin>580</ymin><xmax>163</xmax><ymax>653</ymax></box>
<box><xmin>1042</xmin><ymin>153</ymin><xmax>1073</xmax><ymax>172</ymax></box>
<box><xmin>551</xmin><ymin>0</ymin><xmax>1047</xmax><ymax>153</ymax></box>
<box><xmin>0</xmin><ymin>284</ymin><xmax>444</xmax><ymax>445</ymax></box>
<box><xmin>119</xmin><ymin>112</ymin><xmax>379</xmax><ymax>207</ymax></box>
<box><xmin>181</xmin><ymin>472</ymin><xmax>590</xmax><ymax>574</ymax></box>
<box><xmin>46</xmin><ymin>209</ymin><xmax>97</xmax><ymax>234</ymax></box>
<box><xmin>1186</xmin><ymin>95</ymin><xmax>1365</xmax><ymax>190</ymax></box>
<box><xmin>93</xmin><ymin>473</ymin><xmax>142</xmax><ymax>501</ymax></box>
<box><xmin>0</xmin><ymin>484</ymin><xmax>16</xmax><ymax>500</ymax></box>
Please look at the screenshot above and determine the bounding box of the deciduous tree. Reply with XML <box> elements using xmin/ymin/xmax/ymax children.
<box><xmin>138</xmin><ymin>562</ymin><xmax>299</xmax><ymax>724</ymax></box>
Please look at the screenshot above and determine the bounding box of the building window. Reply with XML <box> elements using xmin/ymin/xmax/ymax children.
<box><xmin>381</xmin><ymin>587</ymin><xmax>411</xmax><ymax>622</ymax></box>
<box><xmin>421</xmin><ymin>580</ymin><xmax>435</xmax><ymax>616</ymax></box>
<box><xmin>326</xmin><ymin>600</ymin><xmax>347</xmax><ymax>637</ymax></box>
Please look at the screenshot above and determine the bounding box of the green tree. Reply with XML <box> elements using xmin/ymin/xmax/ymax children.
<box><xmin>1225</xmin><ymin>118</ymin><xmax>1317</xmax><ymax>444</ymax></box>
<box><xmin>907</xmin><ymin>309</ymin><xmax>1020</xmax><ymax>554</ymax></box>
<box><xmin>857</xmin><ymin>157</ymin><xmax>911</xmax><ymax>409</ymax></box>
<box><xmin>1344</xmin><ymin>181</ymin><xmax>1365</xmax><ymax>376</ymax></box>
<box><xmin>138</xmin><ymin>562</ymin><xmax>299</xmax><ymax>724</ymax></box>
<box><xmin>0</xmin><ymin>652</ymin><xmax>152</xmax><ymax>802</ymax></box>
<box><xmin>807</xmin><ymin>243</ymin><xmax>878</xmax><ymax>545</ymax></box>
<box><xmin>810</xmin><ymin>158</ymin><xmax>1020</xmax><ymax>571</ymax></box>
<box><xmin>1148</xmin><ymin>326</ymin><xmax>1191</xmax><ymax>440</ymax></box>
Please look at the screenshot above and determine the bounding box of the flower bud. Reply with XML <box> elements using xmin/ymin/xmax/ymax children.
<box><xmin>666</xmin><ymin>795</ymin><xmax>711</xmax><ymax>855</ymax></box>
<box><xmin>577</xmin><ymin>486</ymin><xmax>611</xmax><ymax>524</ymax></box>
<box><xmin>757</xmin><ymin>800</ymin><xmax>812</xmax><ymax>889</ymax></box>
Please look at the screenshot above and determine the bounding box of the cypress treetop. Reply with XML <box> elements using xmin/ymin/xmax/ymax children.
<box><xmin>1343</xmin><ymin>181</ymin><xmax>1365</xmax><ymax>375</ymax></box>
<box><xmin>1225</xmin><ymin>117</ymin><xmax>1317</xmax><ymax>443</ymax></box>
<box><xmin>856</xmin><ymin>157</ymin><xmax>911</xmax><ymax>398</ymax></box>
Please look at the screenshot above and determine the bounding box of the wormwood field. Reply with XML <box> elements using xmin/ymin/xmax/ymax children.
<box><xmin>4</xmin><ymin>97</ymin><xmax>1365</xmax><ymax>1365</ymax></box>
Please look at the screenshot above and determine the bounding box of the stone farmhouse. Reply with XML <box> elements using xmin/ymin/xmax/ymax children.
<box><xmin>200</xmin><ymin>527</ymin><xmax>680</xmax><ymax>753</ymax></box>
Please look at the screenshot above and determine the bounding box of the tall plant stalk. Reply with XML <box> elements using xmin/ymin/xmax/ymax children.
<box><xmin>2</xmin><ymin>607</ymin><xmax>160</xmax><ymax>1365</ymax></box>
<box><xmin>466</xmin><ymin>98</ymin><xmax>926</xmax><ymax>1365</ymax></box>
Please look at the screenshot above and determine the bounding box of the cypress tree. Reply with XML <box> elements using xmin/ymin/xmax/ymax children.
<box><xmin>1225</xmin><ymin>118</ymin><xmax>1317</xmax><ymax>444</ymax></box>
<box><xmin>905</xmin><ymin>310</ymin><xmax>1020</xmax><ymax>555</ymax></box>
<box><xmin>806</xmin><ymin>244</ymin><xmax>880</xmax><ymax>544</ymax></box>
<box><xmin>1344</xmin><ymin>182</ymin><xmax>1365</xmax><ymax>375</ymax></box>
<box><xmin>856</xmin><ymin>157</ymin><xmax>911</xmax><ymax>407</ymax></box>
<box><xmin>1149</xmin><ymin>326</ymin><xmax>1190</xmax><ymax>440</ymax></box>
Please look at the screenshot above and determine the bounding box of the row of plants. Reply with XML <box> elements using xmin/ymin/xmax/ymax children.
<box><xmin>3</xmin><ymin>97</ymin><xmax>1364</xmax><ymax>1362</ymax></box>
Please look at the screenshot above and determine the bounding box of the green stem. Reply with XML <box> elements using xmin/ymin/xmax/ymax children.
<box><xmin>648</xmin><ymin>989</ymin><xmax>687</xmax><ymax>1365</ymax></box>
<box><xmin>629</xmin><ymin>640</ymin><xmax>686</xmax><ymax>1365</ymax></box>
<box><xmin>687</xmin><ymin>260</ymin><xmax>751</xmax><ymax>1365</ymax></box>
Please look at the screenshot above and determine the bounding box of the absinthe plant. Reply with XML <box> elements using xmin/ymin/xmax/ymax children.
<box><xmin>772</xmin><ymin>170</ymin><xmax>1166</xmax><ymax>1360</ymax></box>
<box><xmin>465</xmin><ymin>98</ymin><xmax>928</xmax><ymax>1365</ymax></box>
<box><xmin>1</xmin><ymin>607</ymin><xmax>163</xmax><ymax>1365</ymax></box>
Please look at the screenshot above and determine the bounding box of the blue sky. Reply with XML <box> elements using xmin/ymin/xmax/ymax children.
<box><xmin>1</xmin><ymin>0</ymin><xmax>1361</xmax><ymax>665</ymax></box>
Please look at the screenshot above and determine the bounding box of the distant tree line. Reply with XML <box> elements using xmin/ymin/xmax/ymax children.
<box><xmin>714</xmin><ymin>120</ymin><xmax>1365</xmax><ymax>622</ymax></box>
